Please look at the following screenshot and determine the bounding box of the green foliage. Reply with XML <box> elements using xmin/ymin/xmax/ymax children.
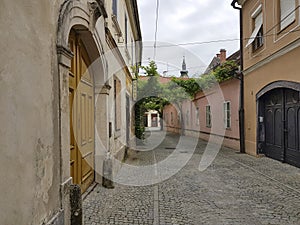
<box><xmin>134</xmin><ymin>100</ymin><xmax>146</xmax><ymax>139</ymax></box>
<box><xmin>171</xmin><ymin>60</ymin><xmax>239</xmax><ymax>98</ymax></box>
<box><xmin>212</xmin><ymin>60</ymin><xmax>238</xmax><ymax>82</ymax></box>
<box><xmin>135</xmin><ymin>61</ymin><xmax>169</xmax><ymax>138</ymax></box>
<box><xmin>171</xmin><ymin>78</ymin><xmax>201</xmax><ymax>98</ymax></box>
<box><xmin>141</xmin><ymin>60</ymin><xmax>159</xmax><ymax>77</ymax></box>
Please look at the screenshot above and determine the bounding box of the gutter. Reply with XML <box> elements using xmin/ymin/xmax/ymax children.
<box><xmin>231</xmin><ymin>0</ymin><xmax>245</xmax><ymax>154</ymax></box>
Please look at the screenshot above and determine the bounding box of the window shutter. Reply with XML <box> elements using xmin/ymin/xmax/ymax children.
<box><xmin>280</xmin><ymin>0</ymin><xmax>295</xmax><ymax>30</ymax></box>
<box><xmin>113</xmin><ymin>0</ymin><xmax>118</xmax><ymax>16</ymax></box>
<box><xmin>246</xmin><ymin>11</ymin><xmax>263</xmax><ymax>47</ymax></box>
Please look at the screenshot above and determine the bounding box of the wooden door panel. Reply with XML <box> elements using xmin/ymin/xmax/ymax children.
<box><xmin>68</xmin><ymin>31</ymin><xmax>95</xmax><ymax>193</ymax></box>
<box><xmin>264</xmin><ymin>89</ymin><xmax>284</xmax><ymax>161</ymax></box>
<box><xmin>263</xmin><ymin>88</ymin><xmax>300</xmax><ymax>168</ymax></box>
<box><xmin>69</xmin><ymin>88</ymin><xmax>76</xmax><ymax>183</ymax></box>
<box><xmin>284</xmin><ymin>89</ymin><xmax>300</xmax><ymax>167</ymax></box>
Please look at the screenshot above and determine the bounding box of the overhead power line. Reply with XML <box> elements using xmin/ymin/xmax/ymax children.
<box><xmin>143</xmin><ymin>28</ymin><xmax>300</xmax><ymax>48</ymax></box>
<box><xmin>153</xmin><ymin>0</ymin><xmax>160</xmax><ymax>60</ymax></box>
<box><xmin>146</xmin><ymin>5</ymin><xmax>300</xmax><ymax>49</ymax></box>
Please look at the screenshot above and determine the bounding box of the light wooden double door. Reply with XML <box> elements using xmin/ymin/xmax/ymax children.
<box><xmin>69</xmin><ymin>31</ymin><xmax>95</xmax><ymax>193</ymax></box>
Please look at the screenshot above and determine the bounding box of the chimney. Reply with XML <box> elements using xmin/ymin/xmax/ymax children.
<box><xmin>220</xmin><ymin>49</ymin><xmax>226</xmax><ymax>63</ymax></box>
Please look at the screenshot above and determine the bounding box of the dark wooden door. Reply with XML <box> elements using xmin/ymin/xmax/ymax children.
<box><xmin>284</xmin><ymin>89</ymin><xmax>300</xmax><ymax>167</ymax></box>
<box><xmin>264</xmin><ymin>89</ymin><xmax>284</xmax><ymax>161</ymax></box>
<box><xmin>264</xmin><ymin>88</ymin><xmax>300</xmax><ymax>167</ymax></box>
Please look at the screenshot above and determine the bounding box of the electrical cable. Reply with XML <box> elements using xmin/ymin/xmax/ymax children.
<box><xmin>143</xmin><ymin>28</ymin><xmax>300</xmax><ymax>48</ymax></box>
<box><xmin>144</xmin><ymin>5</ymin><xmax>300</xmax><ymax>49</ymax></box>
<box><xmin>153</xmin><ymin>0</ymin><xmax>160</xmax><ymax>60</ymax></box>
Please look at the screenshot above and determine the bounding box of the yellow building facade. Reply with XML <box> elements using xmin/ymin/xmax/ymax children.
<box><xmin>236</xmin><ymin>0</ymin><xmax>300</xmax><ymax>167</ymax></box>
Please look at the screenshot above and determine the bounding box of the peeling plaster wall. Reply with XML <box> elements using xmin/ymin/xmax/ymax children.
<box><xmin>0</xmin><ymin>0</ymin><xmax>63</xmax><ymax>224</ymax></box>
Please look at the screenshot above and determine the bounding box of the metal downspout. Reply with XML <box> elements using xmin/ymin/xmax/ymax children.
<box><xmin>231</xmin><ymin>0</ymin><xmax>245</xmax><ymax>153</ymax></box>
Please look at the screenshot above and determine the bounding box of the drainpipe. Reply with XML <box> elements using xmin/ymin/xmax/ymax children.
<box><xmin>231</xmin><ymin>0</ymin><xmax>245</xmax><ymax>153</ymax></box>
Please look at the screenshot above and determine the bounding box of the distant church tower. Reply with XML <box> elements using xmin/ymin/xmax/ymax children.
<box><xmin>180</xmin><ymin>56</ymin><xmax>189</xmax><ymax>78</ymax></box>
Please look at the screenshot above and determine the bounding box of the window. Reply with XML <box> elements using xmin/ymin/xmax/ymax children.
<box><xmin>165</xmin><ymin>113</ymin><xmax>169</xmax><ymax>125</ymax></box>
<box><xmin>195</xmin><ymin>107</ymin><xmax>200</xmax><ymax>126</ymax></box>
<box><xmin>114</xmin><ymin>78</ymin><xmax>121</xmax><ymax>131</ymax></box>
<box><xmin>206</xmin><ymin>105</ymin><xmax>211</xmax><ymax>128</ymax></box>
<box><xmin>186</xmin><ymin>110</ymin><xmax>189</xmax><ymax>126</ymax></box>
<box><xmin>125</xmin><ymin>14</ymin><xmax>128</xmax><ymax>49</ymax></box>
<box><xmin>171</xmin><ymin>112</ymin><xmax>174</xmax><ymax>124</ymax></box>
<box><xmin>280</xmin><ymin>0</ymin><xmax>295</xmax><ymax>30</ymax></box>
<box><xmin>131</xmin><ymin>38</ymin><xmax>134</xmax><ymax>64</ymax></box>
<box><xmin>112</xmin><ymin>0</ymin><xmax>118</xmax><ymax>17</ymax></box>
<box><xmin>246</xmin><ymin>4</ymin><xmax>263</xmax><ymax>50</ymax></box>
<box><xmin>224</xmin><ymin>102</ymin><xmax>231</xmax><ymax>129</ymax></box>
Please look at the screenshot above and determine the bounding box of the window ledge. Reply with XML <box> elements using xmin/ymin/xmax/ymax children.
<box><xmin>125</xmin><ymin>47</ymin><xmax>131</xmax><ymax>60</ymax></box>
<box><xmin>112</xmin><ymin>14</ymin><xmax>122</xmax><ymax>37</ymax></box>
<box><xmin>114</xmin><ymin>130</ymin><xmax>121</xmax><ymax>139</ymax></box>
<box><xmin>278</xmin><ymin>20</ymin><xmax>296</xmax><ymax>34</ymax></box>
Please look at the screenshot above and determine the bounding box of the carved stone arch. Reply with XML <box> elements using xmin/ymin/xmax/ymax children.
<box><xmin>256</xmin><ymin>80</ymin><xmax>300</xmax><ymax>155</ymax></box>
<box><xmin>57</xmin><ymin>0</ymin><xmax>108</xmax><ymax>88</ymax></box>
<box><xmin>57</xmin><ymin>0</ymin><xmax>107</xmax><ymax>48</ymax></box>
<box><xmin>256</xmin><ymin>80</ymin><xmax>300</xmax><ymax>100</ymax></box>
<box><xmin>56</xmin><ymin>1</ymin><xmax>108</xmax><ymax>216</ymax></box>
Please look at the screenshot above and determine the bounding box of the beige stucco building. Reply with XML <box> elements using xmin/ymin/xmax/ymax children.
<box><xmin>0</xmin><ymin>0</ymin><xmax>141</xmax><ymax>224</ymax></box>
<box><xmin>234</xmin><ymin>0</ymin><xmax>300</xmax><ymax>167</ymax></box>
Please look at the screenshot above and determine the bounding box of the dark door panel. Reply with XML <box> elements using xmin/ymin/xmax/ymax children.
<box><xmin>263</xmin><ymin>88</ymin><xmax>300</xmax><ymax>168</ymax></box>
<box><xmin>284</xmin><ymin>89</ymin><xmax>300</xmax><ymax>168</ymax></box>
<box><xmin>264</xmin><ymin>89</ymin><xmax>284</xmax><ymax>162</ymax></box>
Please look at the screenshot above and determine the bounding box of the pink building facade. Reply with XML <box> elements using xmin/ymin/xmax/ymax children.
<box><xmin>163</xmin><ymin>78</ymin><xmax>240</xmax><ymax>150</ymax></box>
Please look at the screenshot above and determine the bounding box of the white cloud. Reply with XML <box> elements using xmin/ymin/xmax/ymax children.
<box><xmin>138</xmin><ymin>0</ymin><xmax>240</xmax><ymax>76</ymax></box>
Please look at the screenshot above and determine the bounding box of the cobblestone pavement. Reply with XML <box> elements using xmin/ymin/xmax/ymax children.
<box><xmin>83</xmin><ymin>131</ymin><xmax>300</xmax><ymax>225</ymax></box>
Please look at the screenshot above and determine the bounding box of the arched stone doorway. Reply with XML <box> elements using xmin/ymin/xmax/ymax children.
<box><xmin>257</xmin><ymin>81</ymin><xmax>300</xmax><ymax>168</ymax></box>
<box><xmin>68</xmin><ymin>28</ymin><xmax>95</xmax><ymax>193</ymax></box>
<box><xmin>57</xmin><ymin>0</ymin><xmax>108</xmax><ymax>194</ymax></box>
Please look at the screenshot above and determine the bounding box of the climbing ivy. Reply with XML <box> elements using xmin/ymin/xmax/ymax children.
<box><xmin>134</xmin><ymin>60</ymin><xmax>238</xmax><ymax>138</ymax></box>
<box><xmin>172</xmin><ymin>60</ymin><xmax>239</xmax><ymax>98</ymax></box>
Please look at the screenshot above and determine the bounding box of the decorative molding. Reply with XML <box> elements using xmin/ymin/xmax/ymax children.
<box><xmin>46</xmin><ymin>210</ymin><xmax>64</xmax><ymax>225</ymax></box>
<box><xmin>112</xmin><ymin>15</ymin><xmax>122</xmax><ymax>37</ymax></box>
<box><xmin>57</xmin><ymin>45</ymin><xmax>73</xmax><ymax>68</ymax></box>
<box><xmin>95</xmin><ymin>83</ymin><xmax>112</xmax><ymax>95</ymax></box>
<box><xmin>256</xmin><ymin>80</ymin><xmax>300</xmax><ymax>100</ymax></box>
<box><xmin>95</xmin><ymin>0</ymin><xmax>108</xmax><ymax>18</ymax></box>
<box><xmin>88</xmin><ymin>0</ymin><xmax>107</xmax><ymax>32</ymax></box>
<box><xmin>244</xmin><ymin>38</ymin><xmax>300</xmax><ymax>75</ymax></box>
<box><xmin>237</xmin><ymin>0</ymin><xmax>246</xmax><ymax>6</ymax></box>
<box><xmin>105</xmin><ymin>27</ymin><xmax>132</xmax><ymax>80</ymax></box>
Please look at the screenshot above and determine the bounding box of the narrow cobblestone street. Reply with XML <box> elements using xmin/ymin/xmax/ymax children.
<box><xmin>83</xmin><ymin>131</ymin><xmax>300</xmax><ymax>225</ymax></box>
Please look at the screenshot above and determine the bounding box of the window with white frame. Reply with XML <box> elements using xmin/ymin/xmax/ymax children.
<box><xmin>114</xmin><ymin>78</ymin><xmax>121</xmax><ymax>131</ymax></box>
<box><xmin>125</xmin><ymin>13</ymin><xmax>128</xmax><ymax>49</ymax></box>
<box><xmin>112</xmin><ymin>0</ymin><xmax>118</xmax><ymax>17</ymax></box>
<box><xmin>246</xmin><ymin>4</ymin><xmax>263</xmax><ymax>51</ymax></box>
<box><xmin>196</xmin><ymin>107</ymin><xmax>200</xmax><ymax>126</ymax></box>
<box><xmin>224</xmin><ymin>101</ymin><xmax>231</xmax><ymax>129</ymax></box>
<box><xmin>186</xmin><ymin>110</ymin><xmax>189</xmax><ymax>126</ymax></box>
<box><xmin>206</xmin><ymin>105</ymin><xmax>211</xmax><ymax>128</ymax></box>
<box><xmin>165</xmin><ymin>113</ymin><xmax>168</xmax><ymax>125</ymax></box>
<box><xmin>131</xmin><ymin>38</ymin><xmax>134</xmax><ymax>64</ymax></box>
<box><xmin>280</xmin><ymin>0</ymin><xmax>296</xmax><ymax>30</ymax></box>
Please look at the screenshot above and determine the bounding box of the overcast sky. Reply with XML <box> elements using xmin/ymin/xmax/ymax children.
<box><xmin>137</xmin><ymin>0</ymin><xmax>240</xmax><ymax>77</ymax></box>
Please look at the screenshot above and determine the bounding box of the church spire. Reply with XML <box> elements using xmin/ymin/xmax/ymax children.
<box><xmin>182</xmin><ymin>56</ymin><xmax>186</xmax><ymax>71</ymax></box>
<box><xmin>180</xmin><ymin>56</ymin><xmax>188</xmax><ymax>78</ymax></box>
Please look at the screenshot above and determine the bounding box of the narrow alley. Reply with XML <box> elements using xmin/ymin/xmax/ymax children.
<box><xmin>83</xmin><ymin>131</ymin><xmax>300</xmax><ymax>225</ymax></box>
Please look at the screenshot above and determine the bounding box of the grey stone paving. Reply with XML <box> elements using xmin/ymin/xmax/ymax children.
<box><xmin>83</xmin><ymin>131</ymin><xmax>300</xmax><ymax>225</ymax></box>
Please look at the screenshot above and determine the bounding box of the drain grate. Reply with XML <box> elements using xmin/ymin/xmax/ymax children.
<box><xmin>165</xmin><ymin>147</ymin><xmax>176</xmax><ymax>150</ymax></box>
